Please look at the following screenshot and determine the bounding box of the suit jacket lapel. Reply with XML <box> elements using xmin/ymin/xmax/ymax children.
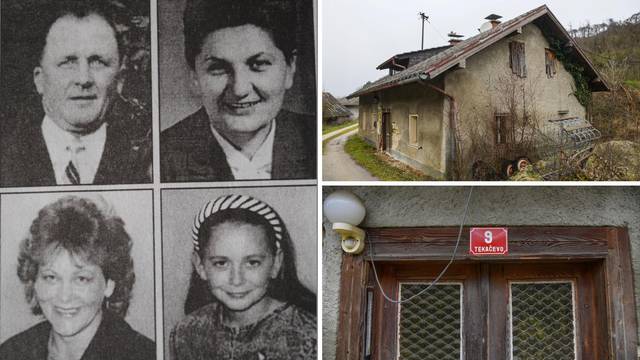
<box><xmin>93</xmin><ymin>123</ymin><xmax>127</xmax><ymax>184</ymax></box>
<box><xmin>271</xmin><ymin>110</ymin><xmax>309</xmax><ymax>179</ymax></box>
<box><xmin>185</xmin><ymin>108</ymin><xmax>234</xmax><ymax>181</ymax></box>
<box><xmin>21</xmin><ymin>124</ymin><xmax>57</xmax><ymax>186</ymax></box>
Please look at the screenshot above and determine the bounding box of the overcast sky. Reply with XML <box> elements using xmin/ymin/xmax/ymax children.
<box><xmin>322</xmin><ymin>0</ymin><xmax>638</xmax><ymax>97</ymax></box>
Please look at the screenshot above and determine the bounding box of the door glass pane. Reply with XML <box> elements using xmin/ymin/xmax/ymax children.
<box><xmin>398</xmin><ymin>283</ymin><xmax>462</xmax><ymax>360</ymax></box>
<box><xmin>509</xmin><ymin>282</ymin><xmax>576</xmax><ymax>360</ymax></box>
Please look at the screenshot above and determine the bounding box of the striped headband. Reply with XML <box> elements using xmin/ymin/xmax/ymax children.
<box><xmin>191</xmin><ymin>194</ymin><xmax>283</xmax><ymax>251</ymax></box>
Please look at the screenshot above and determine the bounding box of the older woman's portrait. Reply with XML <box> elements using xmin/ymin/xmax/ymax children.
<box><xmin>162</xmin><ymin>187</ymin><xmax>317</xmax><ymax>359</ymax></box>
<box><xmin>0</xmin><ymin>191</ymin><xmax>155</xmax><ymax>360</ymax></box>
<box><xmin>0</xmin><ymin>0</ymin><xmax>152</xmax><ymax>187</ymax></box>
<box><xmin>159</xmin><ymin>0</ymin><xmax>317</xmax><ymax>182</ymax></box>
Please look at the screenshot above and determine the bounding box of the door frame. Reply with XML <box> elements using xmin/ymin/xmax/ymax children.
<box><xmin>335</xmin><ymin>226</ymin><xmax>637</xmax><ymax>360</ymax></box>
<box><xmin>374</xmin><ymin>261</ymin><xmax>601</xmax><ymax>360</ymax></box>
<box><xmin>381</xmin><ymin>112</ymin><xmax>391</xmax><ymax>152</ymax></box>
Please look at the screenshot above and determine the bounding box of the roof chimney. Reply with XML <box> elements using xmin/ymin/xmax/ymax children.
<box><xmin>447</xmin><ymin>31</ymin><xmax>464</xmax><ymax>45</ymax></box>
<box><xmin>485</xmin><ymin>14</ymin><xmax>502</xmax><ymax>28</ymax></box>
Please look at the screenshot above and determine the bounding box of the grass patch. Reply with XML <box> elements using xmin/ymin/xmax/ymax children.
<box><xmin>322</xmin><ymin>120</ymin><xmax>357</xmax><ymax>135</ymax></box>
<box><xmin>343</xmin><ymin>135</ymin><xmax>431</xmax><ymax>181</ymax></box>
<box><xmin>624</xmin><ymin>80</ymin><xmax>640</xmax><ymax>89</ymax></box>
<box><xmin>322</xmin><ymin>125</ymin><xmax>358</xmax><ymax>154</ymax></box>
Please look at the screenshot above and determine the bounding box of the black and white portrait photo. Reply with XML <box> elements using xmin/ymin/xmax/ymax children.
<box><xmin>0</xmin><ymin>0</ymin><xmax>152</xmax><ymax>187</ymax></box>
<box><xmin>162</xmin><ymin>187</ymin><xmax>317</xmax><ymax>359</ymax></box>
<box><xmin>0</xmin><ymin>191</ymin><xmax>156</xmax><ymax>360</ymax></box>
<box><xmin>159</xmin><ymin>0</ymin><xmax>317</xmax><ymax>182</ymax></box>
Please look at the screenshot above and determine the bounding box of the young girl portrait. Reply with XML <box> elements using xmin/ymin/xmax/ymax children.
<box><xmin>162</xmin><ymin>188</ymin><xmax>317</xmax><ymax>359</ymax></box>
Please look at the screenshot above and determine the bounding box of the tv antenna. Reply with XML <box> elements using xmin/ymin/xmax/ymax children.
<box><xmin>419</xmin><ymin>12</ymin><xmax>429</xmax><ymax>50</ymax></box>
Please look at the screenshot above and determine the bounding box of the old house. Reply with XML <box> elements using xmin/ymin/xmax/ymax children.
<box><xmin>349</xmin><ymin>5</ymin><xmax>608</xmax><ymax>180</ymax></box>
<box><xmin>323</xmin><ymin>92</ymin><xmax>353</xmax><ymax>124</ymax></box>
<box><xmin>339</xmin><ymin>97</ymin><xmax>360</xmax><ymax>119</ymax></box>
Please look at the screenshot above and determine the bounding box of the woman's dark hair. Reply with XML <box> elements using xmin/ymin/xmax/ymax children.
<box><xmin>182</xmin><ymin>0</ymin><xmax>297</xmax><ymax>70</ymax></box>
<box><xmin>34</xmin><ymin>0</ymin><xmax>127</xmax><ymax>65</ymax></box>
<box><xmin>17</xmin><ymin>196</ymin><xmax>135</xmax><ymax>317</ymax></box>
<box><xmin>185</xmin><ymin>207</ymin><xmax>316</xmax><ymax>315</ymax></box>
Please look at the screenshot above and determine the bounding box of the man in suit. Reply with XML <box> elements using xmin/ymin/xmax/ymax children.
<box><xmin>0</xmin><ymin>1</ymin><xmax>150</xmax><ymax>187</ymax></box>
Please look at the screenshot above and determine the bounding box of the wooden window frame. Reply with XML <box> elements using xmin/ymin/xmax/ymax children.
<box><xmin>336</xmin><ymin>226</ymin><xmax>637</xmax><ymax>360</ymax></box>
<box><xmin>509</xmin><ymin>41</ymin><xmax>527</xmax><ymax>78</ymax></box>
<box><xmin>545</xmin><ymin>48</ymin><xmax>557</xmax><ymax>78</ymax></box>
<box><xmin>408</xmin><ymin>114</ymin><xmax>418</xmax><ymax>146</ymax></box>
<box><xmin>362</xmin><ymin>111</ymin><xmax>368</xmax><ymax>131</ymax></box>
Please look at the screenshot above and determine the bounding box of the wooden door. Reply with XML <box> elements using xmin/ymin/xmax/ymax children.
<box><xmin>381</xmin><ymin>112</ymin><xmax>391</xmax><ymax>151</ymax></box>
<box><xmin>371</xmin><ymin>261</ymin><xmax>604</xmax><ymax>360</ymax></box>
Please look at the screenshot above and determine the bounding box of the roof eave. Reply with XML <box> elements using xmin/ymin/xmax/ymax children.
<box><xmin>540</xmin><ymin>7</ymin><xmax>611</xmax><ymax>92</ymax></box>
<box><xmin>350</xmin><ymin>5</ymin><xmax>610</xmax><ymax>97</ymax></box>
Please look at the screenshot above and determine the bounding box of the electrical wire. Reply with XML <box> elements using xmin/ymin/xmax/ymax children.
<box><xmin>368</xmin><ymin>186</ymin><xmax>474</xmax><ymax>304</ymax></box>
<box><xmin>425</xmin><ymin>17</ymin><xmax>449</xmax><ymax>44</ymax></box>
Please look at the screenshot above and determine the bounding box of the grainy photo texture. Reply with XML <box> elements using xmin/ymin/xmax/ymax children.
<box><xmin>0</xmin><ymin>0</ymin><xmax>152</xmax><ymax>187</ymax></box>
<box><xmin>0</xmin><ymin>191</ymin><xmax>156</xmax><ymax>360</ymax></box>
<box><xmin>159</xmin><ymin>0</ymin><xmax>317</xmax><ymax>182</ymax></box>
<box><xmin>162</xmin><ymin>187</ymin><xmax>317</xmax><ymax>360</ymax></box>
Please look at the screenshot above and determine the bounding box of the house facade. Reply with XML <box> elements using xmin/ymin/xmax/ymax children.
<box><xmin>350</xmin><ymin>6</ymin><xmax>608</xmax><ymax>180</ymax></box>
<box><xmin>339</xmin><ymin>97</ymin><xmax>359</xmax><ymax>119</ymax></box>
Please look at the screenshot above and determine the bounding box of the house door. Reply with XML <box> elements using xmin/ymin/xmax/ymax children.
<box><xmin>381</xmin><ymin>112</ymin><xmax>391</xmax><ymax>151</ymax></box>
<box><xmin>370</xmin><ymin>261</ymin><xmax>604</xmax><ymax>360</ymax></box>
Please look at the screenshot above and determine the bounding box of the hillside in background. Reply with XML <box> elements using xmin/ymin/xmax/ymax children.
<box><xmin>569</xmin><ymin>11</ymin><xmax>640</xmax><ymax>144</ymax></box>
<box><xmin>573</xmin><ymin>11</ymin><xmax>640</xmax><ymax>84</ymax></box>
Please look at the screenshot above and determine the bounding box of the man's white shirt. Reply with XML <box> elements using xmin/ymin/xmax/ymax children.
<box><xmin>41</xmin><ymin>115</ymin><xmax>107</xmax><ymax>185</ymax></box>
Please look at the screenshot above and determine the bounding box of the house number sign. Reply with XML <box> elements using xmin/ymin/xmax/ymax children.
<box><xmin>469</xmin><ymin>227</ymin><xmax>508</xmax><ymax>255</ymax></box>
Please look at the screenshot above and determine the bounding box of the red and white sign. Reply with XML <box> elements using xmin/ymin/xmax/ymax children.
<box><xmin>469</xmin><ymin>227</ymin><xmax>508</xmax><ymax>255</ymax></box>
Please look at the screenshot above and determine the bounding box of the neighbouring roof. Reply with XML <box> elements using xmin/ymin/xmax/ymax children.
<box><xmin>349</xmin><ymin>5</ymin><xmax>609</xmax><ymax>98</ymax></box>
<box><xmin>376</xmin><ymin>45</ymin><xmax>453</xmax><ymax>72</ymax></box>
<box><xmin>323</xmin><ymin>92</ymin><xmax>351</xmax><ymax>118</ymax></box>
<box><xmin>339</xmin><ymin>97</ymin><xmax>359</xmax><ymax>107</ymax></box>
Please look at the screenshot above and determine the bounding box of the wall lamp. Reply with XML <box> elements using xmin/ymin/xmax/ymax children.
<box><xmin>323</xmin><ymin>190</ymin><xmax>366</xmax><ymax>254</ymax></box>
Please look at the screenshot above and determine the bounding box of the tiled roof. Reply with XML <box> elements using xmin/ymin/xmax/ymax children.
<box><xmin>376</xmin><ymin>45</ymin><xmax>453</xmax><ymax>70</ymax></box>
<box><xmin>339</xmin><ymin>97</ymin><xmax>359</xmax><ymax>107</ymax></box>
<box><xmin>323</xmin><ymin>92</ymin><xmax>352</xmax><ymax>118</ymax></box>
<box><xmin>349</xmin><ymin>5</ymin><xmax>608</xmax><ymax>98</ymax></box>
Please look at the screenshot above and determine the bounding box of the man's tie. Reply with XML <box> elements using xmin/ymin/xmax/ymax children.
<box><xmin>65</xmin><ymin>160</ymin><xmax>81</xmax><ymax>184</ymax></box>
<box><xmin>65</xmin><ymin>143</ymin><xmax>85</xmax><ymax>185</ymax></box>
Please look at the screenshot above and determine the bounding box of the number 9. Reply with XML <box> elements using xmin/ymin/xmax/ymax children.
<box><xmin>484</xmin><ymin>231</ymin><xmax>493</xmax><ymax>244</ymax></box>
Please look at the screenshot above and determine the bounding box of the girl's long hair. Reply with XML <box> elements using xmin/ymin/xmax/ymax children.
<box><xmin>184</xmin><ymin>208</ymin><xmax>315</xmax><ymax>315</ymax></box>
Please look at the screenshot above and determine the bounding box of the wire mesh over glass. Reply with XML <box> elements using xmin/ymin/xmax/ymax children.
<box><xmin>398</xmin><ymin>283</ymin><xmax>462</xmax><ymax>360</ymax></box>
<box><xmin>510</xmin><ymin>282</ymin><xmax>576</xmax><ymax>360</ymax></box>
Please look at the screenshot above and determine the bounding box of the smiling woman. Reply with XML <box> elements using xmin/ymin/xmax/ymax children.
<box><xmin>160</xmin><ymin>0</ymin><xmax>316</xmax><ymax>182</ymax></box>
<box><xmin>0</xmin><ymin>194</ymin><xmax>155</xmax><ymax>360</ymax></box>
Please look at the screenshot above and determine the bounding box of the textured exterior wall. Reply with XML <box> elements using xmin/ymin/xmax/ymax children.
<box><xmin>358</xmin><ymin>82</ymin><xmax>446</xmax><ymax>178</ymax></box>
<box><xmin>322</xmin><ymin>186</ymin><xmax>640</xmax><ymax>359</ymax></box>
<box><xmin>445</xmin><ymin>23</ymin><xmax>586</xmax><ymax>172</ymax></box>
<box><xmin>355</xmin><ymin>23</ymin><xmax>589</xmax><ymax>178</ymax></box>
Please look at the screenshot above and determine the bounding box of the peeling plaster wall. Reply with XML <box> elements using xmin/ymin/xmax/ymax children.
<box><xmin>355</xmin><ymin>23</ymin><xmax>590</xmax><ymax>179</ymax></box>
<box><xmin>322</xmin><ymin>186</ymin><xmax>640</xmax><ymax>359</ymax></box>
<box><xmin>444</xmin><ymin>23</ymin><xmax>587</xmax><ymax>173</ymax></box>
<box><xmin>357</xmin><ymin>83</ymin><xmax>447</xmax><ymax>179</ymax></box>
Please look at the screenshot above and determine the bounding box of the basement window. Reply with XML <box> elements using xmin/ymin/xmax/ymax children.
<box><xmin>409</xmin><ymin>114</ymin><xmax>418</xmax><ymax>145</ymax></box>
<box><xmin>545</xmin><ymin>48</ymin><xmax>557</xmax><ymax>78</ymax></box>
<box><xmin>509</xmin><ymin>41</ymin><xmax>527</xmax><ymax>78</ymax></box>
